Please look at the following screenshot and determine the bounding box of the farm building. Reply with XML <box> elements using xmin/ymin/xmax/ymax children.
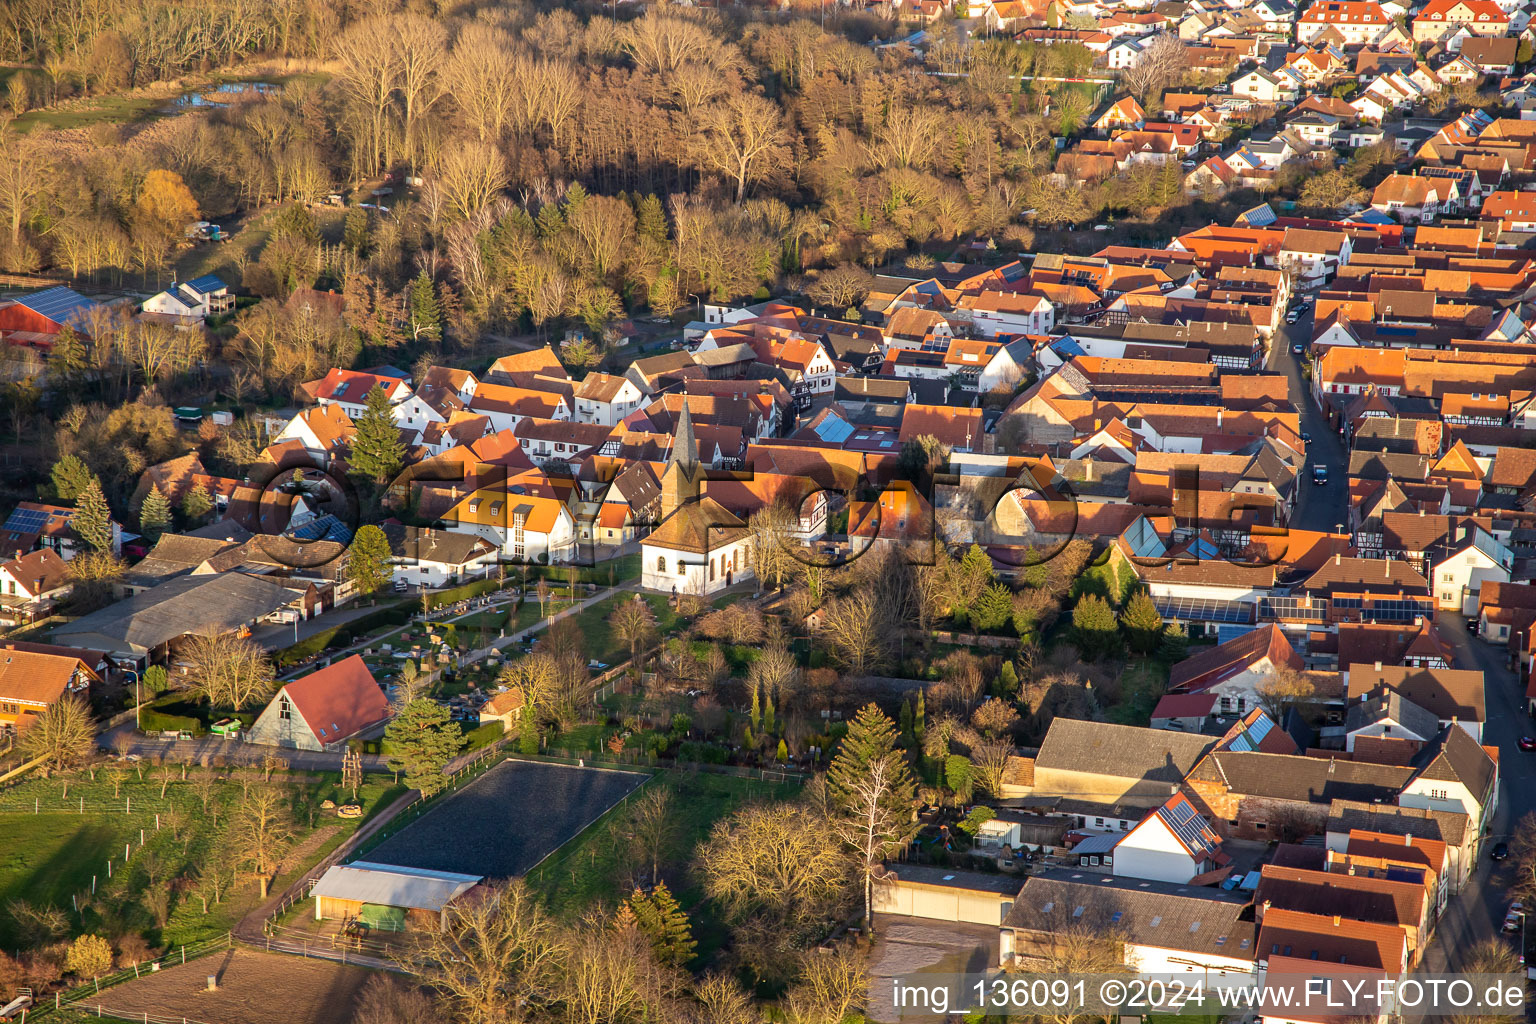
<box><xmin>871</xmin><ymin>864</ymin><xmax>1023</xmax><ymax>926</ymax></box>
<box><xmin>0</xmin><ymin>286</ymin><xmax>97</xmax><ymax>347</ymax></box>
<box><xmin>310</xmin><ymin>861</ymin><xmax>483</xmax><ymax>931</ymax></box>
<box><xmin>247</xmin><ymin>655</ymin><xmax>389</xmax><ymax>751</ymax></box>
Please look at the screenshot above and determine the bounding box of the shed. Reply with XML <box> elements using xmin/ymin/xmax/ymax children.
<box><xmin>311</xmin><ymin>861</ymin><xmax>483</xmax><ymax>931</ymax></box>
<box><xmin>871</xmin><ymin>864</ymin><xmax>1023</xmax><ymax>925</ymax></box>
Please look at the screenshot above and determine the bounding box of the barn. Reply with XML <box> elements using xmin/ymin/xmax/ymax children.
<box><xmin>246</xmin><ymin>654</ymin><xmax>389</xmax><ymax>751</ymax></box>
<box><xmin>0</xmin><ymin>287</ymin><xmax>97</xmax><ymax>347</ymax></box>
<box><xmin>310</xmin><ymin>861</ymin><xmax>483</xmax><ymax>931</ymax></box>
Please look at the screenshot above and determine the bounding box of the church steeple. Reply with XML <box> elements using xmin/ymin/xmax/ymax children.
<box><xmin>660</xmin><ymin>400</ymin><xmax>704</xmax><ymax>519</ymax></box>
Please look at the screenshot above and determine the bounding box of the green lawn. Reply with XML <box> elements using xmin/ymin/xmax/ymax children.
<box><xmin>525</xmin><ymin>770</ymin><xmax>799</xmax><ymax>964</ymax></box>
<box><xmin>0</xmin><ymin>770</ymin><xmax>405</xmax><ymax>949</ymax></box>
<box><xmin>556</xmin><ymin>593</ymin><xmax>683</xmax><ymax>666</ymax></box>
<box><xmin>1105</xmin><ymin>657</ymin><xmax>1171</xmax><ymax>726</ymax></box>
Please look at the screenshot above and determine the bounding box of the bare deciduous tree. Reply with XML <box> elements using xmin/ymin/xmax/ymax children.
<box><xmin>184</xmin><ymin>631</ymin><xmax>275</xmax><ymax>711</ymax></box>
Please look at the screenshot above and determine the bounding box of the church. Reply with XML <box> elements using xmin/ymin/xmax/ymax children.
<box><xmin>639</xmin><ymin>402</ymin><xmax>754</xmax><ymax>596</ymax></box>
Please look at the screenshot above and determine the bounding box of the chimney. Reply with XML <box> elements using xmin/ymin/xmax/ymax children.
<box><xmin>1336</xmin><ymin>552</ymin><xmax>1342</xmax><ymax>565</ymax></box>
<box><xmin>1404</xmin><ymin>833</ymin><xmax>1412</xmax><ymax>846</ymax></box>
<box><xmin>1419</xmin><ymin>507</ymin><xmax>1424</xmax><ymax>516</ymax></box>
<box><xmin>1218</xmin><ymin>408</ymin><xmax>1224</xmax><ymax>427</ymax></box>
<box><xmin>1375</xmin><ymin>660</ymin><xmax>1382</xmax><ymax>670</ymax></box>
<box><xmin>1385</xmin><ymin>558</ymin><xmax>1391</xmax><ymax>577</ymax></box>
<box><xmin>1332</xmin><ymin>915</ymin><xmax>1342</xmax><ymax>926</ymax></box>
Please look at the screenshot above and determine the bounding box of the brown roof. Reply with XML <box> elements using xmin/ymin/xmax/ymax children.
<box><xmin>1301</xmin><ymin>556</ymin><xmax>1429</xmax><ymax>595</ymax></box>
<box><xmin>1257</xmin><ymin>907</ymin><xmax>1406</xmax><ymax>971</ymax></box>
<box><xmin>279</xmin><ymin>655</ymin><xmax>389</xmax><ymax>744</ymax></box>
<box><xmin>899</xmin><ymin>404</ymin><xmax>985</xmax><ymax>450</ymax></box>
<box><xmin>573</xmin><ymin>372</ymin><xmax>633</xmax><ymax>403</ymax></box>
<box><xmin>0</xmin><ymin>648</ymin><xmax>95</xmax><ymax>706</ymax></box>
<box><xmin>1</xmin><ymin>548</ymin><xmax>70</xmax><ymax>594</ymax></box>
<box><xmin>1256</xmin><ymin>864</ymin><xmax>1425</xmax><ymax>929</ymax></box>
<box><xmin>644</xmin><ymin>497</ymin><xmax>748</xmax><ymax>554</ymax></box>
<box><xmin>1168</xmin><ymin>624</ymin><xmax>1302</xmax><ymax>693</ymax></box>
<box><xmin>1346</xmin><ymin>664</ymin><xmax>1485</xmax><ymax>723</ymax></box>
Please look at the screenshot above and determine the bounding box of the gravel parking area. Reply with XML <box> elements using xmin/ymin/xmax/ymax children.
<box><xmin>363</xmin><ymin>760</ymin><xmax>648</xmax><ymax>878</ymax></box>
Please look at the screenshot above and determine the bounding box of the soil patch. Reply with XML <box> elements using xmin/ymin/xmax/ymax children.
<box><xmin>80</xmin><ymin>947</ymin><xmax>376</xmax><ymax>1024</ymax></box>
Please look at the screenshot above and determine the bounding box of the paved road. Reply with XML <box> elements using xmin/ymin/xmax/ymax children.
<box><xmin>1266</xmin><ymin>298</ymin><xmax>1349</xmax><ymax>535</ymax></box>
<box><xmin>100</xmin><ymin>580</ymin><xmax>643</xmax><ymax>765</ymax></box>
<box><xmin>1417</xmin><ymin>612</ymin><xmax>1530</xmax><ymax>972</ymax></box>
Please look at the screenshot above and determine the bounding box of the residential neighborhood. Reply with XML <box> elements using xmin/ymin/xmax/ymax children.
<box><xmin>6</xmin><ymin>0</ymin><xmax>1536</xmax><ymax>1020</ymax></box>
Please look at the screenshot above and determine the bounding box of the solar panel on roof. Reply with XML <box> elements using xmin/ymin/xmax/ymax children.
<box><xmin>1216</xmin><ymin>623</ymin><xmax>1257</xmax><ymax>645</ymax></box>
<box><xmin>813</xmin><ymin>415</ymin><xmax>855</xmax><ymax>444</ymax></box>
<box><xmin>16</xmin><ymin>286</ymin><xmax>94</xmax><ymax>329</ymax></box>
<box><xmin>3</xmin><ymin>508</ymin><xmax>48</xmax><ymax>533</ymax></box>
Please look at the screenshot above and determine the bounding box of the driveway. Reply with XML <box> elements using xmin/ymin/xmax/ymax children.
<box><xmin>1416</xmin><ymin>611</ymin><xmax>1529</xmax><ymax>972</ymax></box>
<box><xmin>1266</xmin><ymin>299</ymin><xmax>1348</xmax><ymax>535</ymax></box>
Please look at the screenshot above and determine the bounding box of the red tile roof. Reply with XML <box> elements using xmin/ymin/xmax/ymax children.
<box><xmin>280</xmin><ymin>655</ymin><xmax>389</xmax><ymax>745</ymax></box>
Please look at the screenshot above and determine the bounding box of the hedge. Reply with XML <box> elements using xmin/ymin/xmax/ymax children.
<box><xmin>462</xmin><ymin>721</ymin><xmax>503</xmax><ymax>752</ymax></box>
<box><xmin>274</xmin><ymin>605</ymin><xmax>414</xmax><ymax>667</ymax></box>
<box><xmin>139</xmin><ymin>706</ymin><xmax>203</xmax><ymax>736</ymax></box>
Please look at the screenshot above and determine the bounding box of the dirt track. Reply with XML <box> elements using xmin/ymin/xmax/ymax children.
<box><xmin>81</xmin><ymin>948</ymin><xmax>376</xmax><ymax>1024</ymax></box>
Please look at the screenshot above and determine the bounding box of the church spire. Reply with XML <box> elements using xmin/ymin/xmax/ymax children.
<box><xmin>671</xmin><ymin>399</ymin><xmax>698</xmax><ymax>470</ymax></box>
<box><xmin>660</xmin><ymin>399</ymin><xmax>703</xmax><ymax>519</ymax></box>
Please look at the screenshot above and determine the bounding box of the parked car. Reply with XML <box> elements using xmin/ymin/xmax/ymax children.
<box><xmin>1292</xmin><ymin>342</ymin><xmax>1304</xmax><ymax>355</ymax></box>
<box><xmin>1504</xmin><ymin>902</ymin><xmax>1524</xmax><ymax>933</ymax></box>
<box><xmin>1301</xmin><ymin>432</ymin><xmax>1311</xmax><ymax>443</ymax></box>
<box><xmin>1519</xmin><ymin>736</ymin><xmax>1536</xmax><ymax>752</ymax></box>
<box><xmin>1493</xmin><ymin>841</ymin><xmax>1511</xmax><ymax>860</ymax></box>
<box><xmin>1312</xmin><ymin>465</ymin><xmax>1329</xmax><ymax>485</ymax></box>
<box><xmin>1285</xmin><ymin>310</ymin><xmax>1300</xmax><ymax>324</ymax></box>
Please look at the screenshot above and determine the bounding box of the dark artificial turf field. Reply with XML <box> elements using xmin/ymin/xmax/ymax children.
<box><xmin>362</xmin><ymin>760</ymin><xmax>648</xmax><ymax>877</ymax></box>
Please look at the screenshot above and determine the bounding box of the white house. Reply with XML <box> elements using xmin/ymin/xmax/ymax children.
<box><xmin>1344</xmin><ymin>691</ymin><xmax>1441</xmax><ymax>752</ymax></box>
<box><xmin>1397</xmin><ymin>726</ymin><xmax>1498</xmax><ymax>836</ymax></box>
<box><xmin>382</xmin><ymin>525</ymin><xmax>498</xmax><ymax>589</ymax></box>
<box><xmin>443</xmin><ymin>489</ymin><xmax>577</xmax><ymax>565</ymax></box>
<box><xmin>0</xmin><ymin>548</ymin><xmax>71</xmax><ymax>615</ymax></box>
<box><xmin>1278</xmin><ymin>226</ymin><xmax>1352</xmax><ymax>284</ymax></box>
<box><xmin>572</xmin><ymin>372</ymin><xmax>648</xmax><ymax>426</ymax></box>
<box><xmin>1112</xmin><ymin>794</ymin><xmax>1227</xmax><ymax>884</ymax></box>
<box><xmin>140</xmin><ymin>275</ymin><xmax>233</xmax><ymax>323</ymax></box>
<box><xmin>1431</xmin><ymin>526</ymin><xmax>1511</xmax><ymax>616</ymax></box>
<box><xmin>306</xmin><ymin>368</ymin><xmax>413</xmax><ymax>421</ymax></box>
<box><xmin>272</xmin><ymin>405</ymin><xmax>353</xmax><ymax>468</ymax></box>
<box><xmin>969</xmin><ymin>291</ymin><xmax>1055</xmax><ymax>339</ymax></box>
<box><xmin>1107</xmin><ymin>37</ymin><xmax>1144</xmax><ymax>69</ymax></box>
<box><xmin>246</xmin><ymin>655</ymin><xmax>390</xmax><ymax>752</ymax></box>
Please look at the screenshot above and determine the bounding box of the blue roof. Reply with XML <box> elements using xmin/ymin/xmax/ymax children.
<box><xmin>1348</xmin><ymin>209</ymin><xmax>1397</xmax><ymax>226</ymax></box>
<box><xmin>811</xmin><ymin>412</ymin><xmax>856</xmax><ymax>444</ymax></box>
<box><xmin>1051</xmin><ymin>337</ymin><xmax>1087</xmax><ymax>358</ymax></box>
<box><xmin>287</xmin><ymin>513</ymin><xmax>353</xmax><ymax>544</ymax></box>
<box><xmin>16</xmin><ymin>286</ymin><xmax>95</xmax><ymax>330</ymax></box>
<box><xmin>1215</xmin><ymin>623</ymin><xmax>1257</xmax><ymax>646</ymax></box>
<box><xmin>184</xmin><ymin>274</ymin><xmax>226</xmax><ymax>294</ymax></box>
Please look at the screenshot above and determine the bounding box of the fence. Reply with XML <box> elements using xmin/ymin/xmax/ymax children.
<box><xmin>51</xmin><ymin>1007</ymin><xmax>218</xmax><ymax>1024</ymax></box>
<box><xmin>258</xmin><ymin>788</ymin><xmax>421</xmax><ymax>933</ymax></box>
<box><xmin>340</xmin><ymin>742</ymin><xmax>508</xmax><ymax>866</ymax></box>
<box><xmin>506</xmin><ymin>749</ymin><xmax>810</xmax><ymax>787</ymax></box>
<box><xmin>32</xmin><ymin>934</ymin><xmax>233</xmax><ymax>1019</ymax></box>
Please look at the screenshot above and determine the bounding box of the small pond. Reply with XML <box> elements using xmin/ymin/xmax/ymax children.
<box><xmin>169</xmin><ymin>80</ymin><xmax>281</xmax><ymax>110</ymax></box>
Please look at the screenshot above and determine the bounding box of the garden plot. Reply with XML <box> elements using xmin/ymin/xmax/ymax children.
<box><xmin>362</xmin><ymin>760</ymin><xmax>647</xmax><ymax>878</ymax></box>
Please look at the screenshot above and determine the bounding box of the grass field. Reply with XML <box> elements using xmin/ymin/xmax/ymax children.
<box><xmin>361</xmin><ymin>759</ymin><xmax>647</xmax><ymax>879</ymax></box>
<box><xmin>0</xmin><ymin>770</ymin><xmax>405</xmax><ymax>949</ymax></box>
<box><xmin>526</xmin><ymin>769</ymin><xmax>800</xmax><ymax>963</ymax></box>
<box><xmin>1104</xmin><ymin>657</ymin><xmax>1171</xmax><ymax>726</ymax></box>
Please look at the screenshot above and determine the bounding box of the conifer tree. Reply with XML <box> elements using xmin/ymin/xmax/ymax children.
<box><xmin>1022</xmin><ymin>545</ymin><xmax>1049</xmax><ymax>589</ymax></box>
<box><xmin>626</xmin><ymin>882</ymin><xmax>696</xmax><ymax>967</ymax></box>
<box><xmin>763</xmin><ymin>694</ymin><xmax>776</xmax><ymax>736</ymax></box>
<box><xmin>749</xmin><ymin>684</ymin><xmax>761</xmax><ymax>732</ymax></box>
<box><xmin>73</xmin><ymin>477</ymin><xmax>113</xmax><ymax>552</ymax></box>
<box><xmin>1120</xmin><ymin>590</ymin><xmax>1167</xmax><ymax>655</ymax></box>
<box><xmin>914</xmin><ymin>690</ymin><xmax>927</xmax><ymax>746</ymax></box>
<box><xmin>348</xmin><ymin>383</ymin><xmax>406</xmax><ymax>485</ymax></box>
<box><xmin>51</xmin><ymin>454</ymin><xmax>96</xmax><ymax>502</ymax></box>
<box><xmin>139</xmin><ymin>484</ymin><xmax>171</xmax><ymax>541</ymax></box>
<box><xmin>1073</xmin><ymin>593</ymin><xmax>1120</xmax><ymax>660</ymax></box>
<box><xmin>407</xmin><ymin>269</ymin><xmax>442</xmax><ymax>342</ymax></box>
<box><xmin>180</xmin><ymin>483</ymin><xmax>213</xmax><ymax>522</ymax></box>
